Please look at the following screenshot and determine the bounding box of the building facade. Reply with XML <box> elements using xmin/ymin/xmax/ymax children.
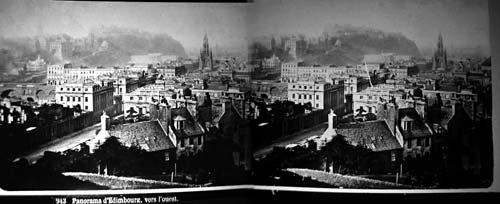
<box><xmin>26</xmin><ymin>55</ymin><xmax>47</xmax><ymax>72</ymax></box>
<box><xmin>47</xmin><ymin>64</ymin><xmax>117</xmax><ymax>85</ymax></box>
<box><xmin>55</xmin><ymin>82</ymin><xmax>114</xmax><ymax>112</ymax></box>
<box><xmin>287</xmin><ymin>80</ymin><xmax>345</xmax><ymax>115</ymax></box>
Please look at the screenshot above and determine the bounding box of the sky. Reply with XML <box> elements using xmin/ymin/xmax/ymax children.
<box><xmin>0</xmin><ymin>0</ymin><xmax>248</xmax><ymax>52</ymax></box>
<box><xmin>248</xmin><ymin>0</ymin><xmax>490</xmax><ymax>54</ymax></box>
<box><xmin>0</xmin><ymin>0</ymin><xmax>491</xmax><ymax>55</ymax></box>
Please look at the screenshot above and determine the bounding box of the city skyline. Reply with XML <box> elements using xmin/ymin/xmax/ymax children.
<box><xmin>0</xmin><ymin>0</ymin><xmax>248</xmax><ymax>53</ymax></box>
<box><xmin>0</xmin><ymin>0</ymin><xmax>491</xmax><ymax>56</ymax></box>
<box><xmin>248</xmin><ymin>0</ymin><xmax>490</xmax><ymax>55</ymax></box>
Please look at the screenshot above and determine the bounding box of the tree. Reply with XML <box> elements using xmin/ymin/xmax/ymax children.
<box><xmin>319</xmin><ymin>135</ymin><xmax>372</xmax><ymax>174</ymax></box>
<box><xmin>355</xmin><ymin>106</ymin><xmax>366</xmax><ymax>116</ymax></box>
<box><xmin>126</xmin><ymin>107</ymin><xmax>137</xmax><ymax>117</ymax></box>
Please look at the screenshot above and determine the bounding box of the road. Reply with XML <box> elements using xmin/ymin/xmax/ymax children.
<box><xmin>253</xmin><ymin>122</ymin><xmax>328</xmax><ymax>160</ymax></box>
<box><xmin>18</xmin><ymin>114</ymin><xmax>123</xmax><ymax>164</ymax></box>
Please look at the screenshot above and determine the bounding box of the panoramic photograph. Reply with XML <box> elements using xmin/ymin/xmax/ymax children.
<box><xmin>248</xmin><ymin>0</ymin><xmax>492</xmax><ymax>189</ymax></box>
<box><xmin>0</xmin><ymin>0</ymin><xmax>493</xmax><ymax>191</ymax></box>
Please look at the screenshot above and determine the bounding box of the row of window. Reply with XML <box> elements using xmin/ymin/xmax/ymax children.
<box><xmin>60</xmin><ymin>96</ymin><xmax>89</xmax><ymax>103</ymax></box>
<box><xmin>407</xmin><ymin>137</ymin><xmax>431</xmax><ymax>149</ymax></box>
<box><xmin>60</xmin><ymin>87</ymin><xmax>89</xmax><ymax>92</ymax></box>
<box><xmin>179</xmin><ymin>136</ymin><xmax>203</xmax><ymax>147</ymax></box>
<box><xmin>291</xmin><ymin>93</ymin><xmax>320</xmax><ymax>100</ymax></box>
<box><xmin>292</xmin><ymin>85</ymin><xmax>319</xmax><ymax>90</ymax></box>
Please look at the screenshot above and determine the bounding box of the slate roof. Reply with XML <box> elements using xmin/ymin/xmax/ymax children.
<box><xmin>211</xmin><ymin>104</ymin><xmax>224</xmax><ymax>123</ymax></box>
<box><xmin>109</xmin><ymin>120</ymin><xmax>175</xmax><ymax>152</ymax></box>
<box><xmin>336</xmin><ymin>120</ymin><xmax>402</xmax><ymax>152</ymax></box>
<box><xmin>170</xmin><ymin>107</ymin><xmax>204</xmax><ymax>138</ymax></box>
<box><xmin>397</xmin><ymin>108</ymin><xmax>433</xmax><ymax>139</ymax></box>
<box><xmin>481</xmin><ymin>57</ymin><xmax>491</xmax><ymax>67</ymax></box>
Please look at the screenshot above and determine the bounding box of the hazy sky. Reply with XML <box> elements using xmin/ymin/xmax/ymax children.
<box><xmin>0</xmin><ymin>0</ymin><xmax>491</xmax><ymax>54</ymax></box>
<box><xmin>0</xmin><ymin>0</ymin><xmax>248</xmax><ymax>51</ymax></box>
<box><xmin>249</xmin><ymin>0</ymin><xmax>490</xmax><ymax>54</ymax></box>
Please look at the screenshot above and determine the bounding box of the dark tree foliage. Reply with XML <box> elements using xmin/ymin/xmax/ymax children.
<box><xmin>255</xmin><ymin>135</ymin><xmax>373</xmax><ymax>176</ymax></box>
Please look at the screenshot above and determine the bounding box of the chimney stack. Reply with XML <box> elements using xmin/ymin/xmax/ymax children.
<box><xmin>222</xmin><ymin>100</ymin><xmax>232</xmax><ymax>112</ymax></box>
<box><xmin>101</xmin><ymin>110</ymin><xmax>110</xmax><ymax>131</ymax></box>
<box><xmin>328</xmin><ymin>109</ymin><xmax>337</xmax><ymax>129</ymax></box>
<box><xmin>159</xmin><ymin>103</ymin><xmax>171</xmax><ymax>124</ymax></box>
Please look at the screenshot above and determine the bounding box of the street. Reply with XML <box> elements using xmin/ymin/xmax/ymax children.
<box><xmin>18</xmin><ymin>114</ymin><xmax>123</xmax><ymax>164</ymax></box>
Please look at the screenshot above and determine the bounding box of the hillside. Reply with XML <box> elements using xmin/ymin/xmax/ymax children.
<box><xmin>0</xmin><ymin>27</ymin><xmax>188</xmax><ymax>71</ymax></box>
<box><xmin>80</xmin><ymin>27</ymin><xmax>187</xmax><ymax>67</ymax></box>
<box><xmin>250</xmin><ymin>25</ymin><xmax>421</xmax><ymax>66</ymax></box>
<box><xmin>305</xmin><ymin>26</ymin><xmax>420</xmax><ymax>65</ymax></box>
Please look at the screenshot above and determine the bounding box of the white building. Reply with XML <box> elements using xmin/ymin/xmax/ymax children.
<box><xmin>26</xmin><ymin>55</ymin><xmax>47</xmax><ymax>72</ymax></box>
<box><xmin>47</xmin><ymin>64</ymin><xmax>65</xmax><ymax>85</ymax></box>
<box><xmin>55</xmin><ymin>82</ymin><xmax>114</xmax><ymax>112</ymax></box>
<box><xmin>287</xmin><ymin>80</ymin><xmax>345</xmax><ymax>115</ymax></box>
<box><xmin>47</xmin><ymin>64</ymin><xmax>116</xmax><ymax>85</ymax></box>
<box><xmin>352</xmin><ymin>85</ymin><xmax>406</xmax><ymax>114</ymax></box>
<box><xmin>123</xmin><ymin>84</ymin><xmax>178</xmax><ymax>116</ymax></box>
<box><xmin>281</xmin><ymin>61</ymin><xmax>371</xmax><ymax>83</ymax></box>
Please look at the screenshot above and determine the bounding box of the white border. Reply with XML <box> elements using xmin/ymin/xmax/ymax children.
<box><xmin>1</xmin><ymin>0</ymin><xmax>499</xmax><ymax>196</ymax></box>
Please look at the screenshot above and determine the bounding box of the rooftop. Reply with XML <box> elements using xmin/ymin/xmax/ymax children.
<box><xmin>397</xmin><ymin>108</ymin><xmax>433</xmax><ymax>139</ymax></box>
<box><xmin>109</xmin><ymin>120</ymin><xmax>175</xmax><ymax>152</ymax></box>
<box><xmin>336</xmin><ymin>120</ymin><xmax>402</xmax><ymax>152</ymax></box>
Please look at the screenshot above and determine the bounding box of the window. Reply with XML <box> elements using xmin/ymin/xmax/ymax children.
<box><xmin>292</xmin><ymin>94</ymin><xmax>295</xmax><ymax>99</ymax></box>
<box><xmin>316</xmin><ymin>104</ymin><xmax>319</xmax><ymax>108</ymax></box>
<box><xmin>391</xmin><ymin>152</ymin><xmax>396</xmax><ymax>162</ymax></box>
<box><xmin>417</xmin><ymin>138</ymin><xmax>422</xmax><ymax>146</ymax></box>
<box><xmin>316</xmin><ymin>95</ymin><xmax>319</xmax><ymax>100</ymax></box>
<box><xmin>72</xmin><ymin>97</ymin><xmax>75</xmax><ymax>102</ymax></box>
<box><xmin>85</xmin><ymin>88</ymin><xmax>88</xmax><ymax>91</ymax></box>
<box><xmin>360</xmin><ymin>96</ymin><xmax>364</xmax><ymax>99</ymax></box>
<box><xmin>309</xmin><ymin>95</ymin><xmax>312</xmax><ymax>99</ymax></box>
<box><xmin>120</xmin><ymin>88</ymin><xmax>123</xmax><ymax>93</ymax></box>
<box><xmin>180</xmin><ymin>139</ymin><xmax>185</xmax><ymax>147</ymax></box>
<box><xmin>60</xmin><ymin>96</ymin><xmax>63</xmax><ymax>101</ymax></box>
<box><xmin>67</xmin><ymin>97</ymin><xmax>70</xmax><ymax>101</ymax></box>
<box><xmin>85</xmin><ymin>97</ymin><xmax>88</xmax><ymax>102</ymax></box>
<box><xmin>292</xmin><ymin>85</ymin><xmax>295</xmax><ymax>88</ymax></box>
<box><xmin>72</xmin><ymin>88</ymin><xmax>75</xmax><ymax>91</ymax></box>
<box><xmin>298</xmin><ymin>95</ymin><xmax>301</xmax><ymax>99</ymax></box>
<box><xmin>130</xmin><ymin>97</ymin><xmax>134</xmax><ymax>100</ymax></box>
<box><xmin>60</xmin><ymin>88</ymin><xmax>63</xmax><ymax>91</ymax></box>
<box><xmin>189</xmin><ymin>137</ymin><xmax>194</xmax><ymax>145</ymax></box>
<box><xmin>164</xmin><ymin>152</ymin><xmax>170</xmax><ymax>161</ymax></box>
<box><xmin>198</xmin><ymin>136</ymin><xmax>202</xmax><ymax>144</ymax></box>
<box><xmin>139</xmin><ymin>97</ymin><xmax>143</xmax><ymax>101</ymax></box>
<box><xmin>78</xmin><ymin>97</ymin><xmax>81</xmax><ymax>102</ymax></box>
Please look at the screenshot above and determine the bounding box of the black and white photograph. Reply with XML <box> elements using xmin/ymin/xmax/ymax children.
<box><xmin>0</xmin><ymin>0</ymin><xmax>497</xmax><ymax>198</ymax></box>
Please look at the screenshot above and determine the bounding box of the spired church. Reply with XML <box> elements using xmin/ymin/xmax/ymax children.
<box><xmin>199</xmin><ymin>32</ymin><xmax>214</xmax><ymax>70</ymax></box>
<box><xmin>432</xmin><ymin>33</ymin><xmax>448</xmax><ymax>71</ymax></box>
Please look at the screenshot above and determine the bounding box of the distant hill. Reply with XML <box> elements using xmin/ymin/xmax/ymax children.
<box><xmin>79</xmin><ymin>26</ymin><xmax>187</xmax><ymax>67</ymax></box>
<box><xmin>251</xmin><ymin>25</ymin><xmax>421</xmax><ymax>66</ymax></box>
<box><xmin>1</xmin><ymin>27</ymin><xmax>188</xmax><ymax>71</ymax></box>
<box><xmin>305</xmin><ymin>25</ymin><xmax>420</xmax><ymax>65</ymax></box>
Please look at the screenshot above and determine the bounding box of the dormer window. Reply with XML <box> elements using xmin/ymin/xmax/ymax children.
<box><xmin>401</xmin><ymin>116</ymin><xmax>413</xmax><ymax>131</ymax></box>
<box><xmin>403</xmin><ymin>120</ymin><xmax>412</xmax><ymax>131</ymax></box>
<box><xmin>174</xmin><ymin>115</ymin><xmax>186</xmax><ymax>130</ymax></box>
